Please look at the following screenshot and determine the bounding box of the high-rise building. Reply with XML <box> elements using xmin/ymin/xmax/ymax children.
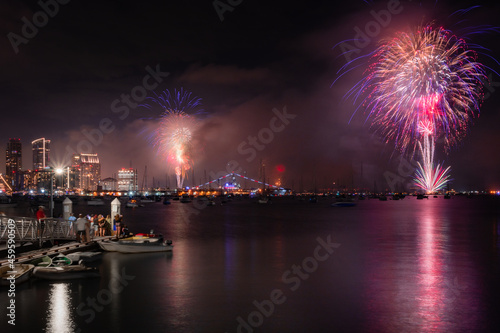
<box><xmin>77</xmin><ymin>153</ymin><xmax>101</xmax><ymax>191</ymax></box>
<box><xmin>101</xmin><ymin>177</ymin><xmax>117</xmax><ymax>191</ymax></box>
<box><xmin>32</xmin><ymin>138</ymin><xmax>50</xmax><ymax>170</ymax></box>
<box><xmin>6</xmin><ymin>138</ymin><xmax>22</xmax><ymax>190</ymax></box>
<box><xmin>117</xmin><ymin>168</ymin><xmax>138</xmax><ymax>192</ymax></box>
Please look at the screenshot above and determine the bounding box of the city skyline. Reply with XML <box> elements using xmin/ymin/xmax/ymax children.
<box><xmin>1</xmin><ymin>0</ymin><xmax>499</xmax><ymax>191</ymax></box>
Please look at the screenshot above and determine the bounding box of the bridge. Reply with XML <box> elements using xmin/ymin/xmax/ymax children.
<box><xmin>193</xmin><ymin>172</ymin><xmax>285</xmax><ymax>190</ymax></box>
<box><xmin>0</xmin><ymin>216</ymin><xmax>76</xmax><ymax>247</ymax></box>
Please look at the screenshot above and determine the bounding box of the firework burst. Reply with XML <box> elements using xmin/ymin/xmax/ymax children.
<box><xmin>146</xmin><ymin>88</ymin><xmax>203</xmax><ymax>189</ymax></box>
<box><xmin>351</xmin><ymin>25</ymin><xmax>486</xmax><ymax>154</ymax></box>
<box><xmin>348</xmin><ymin>24</ymin><xmax>487</xmax><ymax>193</ymax></box>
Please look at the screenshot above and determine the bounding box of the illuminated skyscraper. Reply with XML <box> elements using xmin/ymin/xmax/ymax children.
<box><xmin>32</xmin><ymin>138</ymin><xmax>50</xmax><ymax>170</ymax></box>
<box><xmin>74</xmin><ymin>153</ymin><xmax>101</xmax><ymax>191</ymax></box>
<box><xmin>117</xmin><ymin>168</ymin><xmax>138</xmax><ymax>192</ymax></box>
<box><xmin>6</xmin><ymin>138</ymin><xmax>22</xmax><ymax>190</ymax></box>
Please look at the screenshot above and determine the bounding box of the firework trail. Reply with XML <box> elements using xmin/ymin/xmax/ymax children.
<box><xmin>350</xmin><ymin>25</ymin><xmax>486</xmax><ymax>193</ymax></box>
<box><xmin>146</xmin><ymin>89</ymin><xmax>202</xmax><ymax>188</ymax></box>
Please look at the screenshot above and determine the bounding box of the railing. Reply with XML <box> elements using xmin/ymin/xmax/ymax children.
<box><xmin>0</xmin><ymin>216</ymin><xmax>78</xmax><ymax>246</ymax></box>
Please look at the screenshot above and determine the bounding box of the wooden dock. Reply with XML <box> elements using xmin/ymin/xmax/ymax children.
<box><xmin>0</xmin><ymin>236</ymin><xmax>114</xmax><ymax>267</ymax></box>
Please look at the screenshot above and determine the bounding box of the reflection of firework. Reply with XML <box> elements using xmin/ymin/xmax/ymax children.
<box><xmin>351</xmin><ymin>25</ymin><xmax>486</xmax><ymax>192</ymax></box>
<box><xmin>146</xmin><ymin>89</ymin><xmax>202</xmax><ymax>188</ymax></box>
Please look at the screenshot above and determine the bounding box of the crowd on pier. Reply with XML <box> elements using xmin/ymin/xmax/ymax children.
<box><xmin>71</xmin><ymin>212</ymin><xmax>129</xmax><ymax>243</ymax></box>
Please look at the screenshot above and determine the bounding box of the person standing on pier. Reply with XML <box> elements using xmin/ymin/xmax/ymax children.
<box><xmin>75</xmin><ymin>214</ymin><xmax>89</xmax><ymax>243</ymax></box>
<box><xmin>36</xmin><ymin>206</ymin><xmax>46</xmax><ymax>237</ymax></box>
<box><xmin>114</xmin><ymin>214</ymin><xmax>122</xmax><ymax>239</ymax></box>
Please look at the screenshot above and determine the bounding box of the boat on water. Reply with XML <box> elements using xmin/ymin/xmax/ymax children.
<box><xmin>163</xmin><ymin>198</ymin><xmax>171</xmax><ymax>205</ymax></box>
<box><xmin>29</xmin><ymin>256</ymin><xmax>52</xmax><ymax>267</ymax></box>
<box><xmin>416</xmin><ymin>194</ymin><xmax>429</xmax><ymax>200</ymax></box>
<box><xmin>126</xmin><ymin>199</ymin><xmax>140</xmax><ymax>208</ymax></box>
<box><xmin>379</xmin><ymin>195</ymin><xmax>388</xmax><ymax>201</ymax></box>
<box><xmin>0</xmin><ymin>264</ymin><xmax>35</xmax><ymax>286</ymax></box>
<box><xmin>51</xmin><ymin>254</ymin><xmax>73</xmax><ymax>266</ymax></box>
<box><xmin>444</xmin><ymin>194</ymin><xmax>451</xmax><ymax>199</ymax></box>
<box><xmin>258</xmin><ymin>196</ymin><xmax>270</xmax><ymax>204</ymax></box>
<box><xmin>99</xmin><ymin>236</ymin><xmax>173</xmax><ymax>253</ymax></box>
<box><xmin>66</xmin><ymin>252</ymin><xmax>102</xmax><ymax>264</ymax></box>
<box><xmin>180</xmin><ymin>195</ymin><xmax>192</xmax><ymax>203</ymax></box>
<box><xmin>33</xmin><ymin>264</ymin><xmax>100</xmax><ymax>280</ymax></box>
<box><xmin>87</xmin><ymin>198</ymin><xmax>105</xmax><ymax>206</ymax></box>
<box><xmin>331</xmin><ymin>202</ymin><xmax>356</xmax><ymax>207</ymax></box>
<box><xmin>332</xmin><ymin>197</ymin><xmax>356</xmax><ymax>207</ymax></box>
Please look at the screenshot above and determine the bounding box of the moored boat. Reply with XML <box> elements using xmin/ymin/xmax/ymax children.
<box><xmin>66</xmin><ymin>252</ymin><xmax>102</xmax><ymax>264</ymax></box>
<box><xmin>33</xmin><ymin>264</ymin><xmax>100</xmax><ymax>280</ymax></box>
<box><xmin>29</xmin><ymin>256</ymin><xmax>52</xmax><ymax>267</ymax></box>
<box><xmin>126</xmin><ymin>199</ymin><xmax>139</xmax><ymax>208</ymax></box>
<box><xmin>87</xmin><ymin>198</ymin><xmax>105</xmax><ymax>206</ymax></box>
<box><xmin>51</xmin><ymin>254</ymin><xmax>72</xmax><ymax>266</ymax></box>
<box><xmin>99</xmin><ymin>237</ymin><xmax>173</xmax><ymax>253</ymax></box>
<box><xmin>331</xmin><ymin>201</ymin><xmax>356</xmax><ymax>207</ymax></box>
<box><xmin>0</xmin><ymin>264</ymin><xmax>35</xmax><ymax>286</ymax></box>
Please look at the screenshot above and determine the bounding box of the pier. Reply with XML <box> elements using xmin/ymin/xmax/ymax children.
<box><xmin>0</xmin><ymin>215</ymin><xmax>113</xmax><ymax>267</ymax></box>
<box><xmin>0</xmin><ymin>216</ymin><xmax>76</xmax><ymax>247</ymax></box>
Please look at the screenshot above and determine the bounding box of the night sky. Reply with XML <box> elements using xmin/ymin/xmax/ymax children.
<box><xmin>1</xmin><ymin>0</ymin><xmax>499</xmax><ymax>191</ymax></box>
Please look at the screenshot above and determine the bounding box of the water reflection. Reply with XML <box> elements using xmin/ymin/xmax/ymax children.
<box><xmin>46</xmin><ymin>283</ymin><xmax>75</xmax><ymax>333</ymax></box>
<box><xmin>414</xmin><ymin>204</ymin><xmax>445</xmax><ymax>330</ymax></box>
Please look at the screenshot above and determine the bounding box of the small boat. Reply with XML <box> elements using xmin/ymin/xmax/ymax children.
<box><xmin>51</xmin><ymin>254</ymin><xmax>72</xmax><ymax>266</ymax></box>
<box><xmin>66</xmin><ymin>252</ymin><xmax>102</xmax><ymax>264</ymax></box>
<box><xmin>258</xmin><ymin>197</ymin><xmax>270</xmax><ymax>204</ymax></box>
<box><xmin>163</xmin><ymin>198</ymin><xmax>171</xmax><ymax>205</ymax></box>
<box><xmin>87</xmin><ymin>198</ymin><xmax>105</xmax><ymax>206</ymax></box>
<box><xmin>99</xmin><ymin>237</ymin><xmax>173</xmax><ymax>253</ymax></box>
<box><xmin>29</xmin><ymin>256</ymin><xmax>52</xmax><ymax>267</ymax></box>
<box><xmin>33</xmin><ymin>264</ymin><xmax>100</xmax><ymax>280</ymax></box>
<box><xmin>180</xmin><ymin>195</ymin><xmax>192</xmax><ymax>203</ymax></box>
<box><xmin>0</xmin><ymin>264</ymin><xmax>35</xmax><ymax>286</ymax></box>
<box><xmin>444</xmin><ymin>194</ymin><xmax>451</xmax><ymax>199</ymax></box>
<box><xmin>416</xmin><ymin>194</ymin><xmax>429</xmax><ymax>200</ymax></box>
<box><xmin>207</xmin><ymin>200</ymin><xmax>216</xmax><ymax>206</ymax></box>
<box><xmin>126</xmin><ymin>199</ymin><xmax>139</xmax><ymax>208</ymax></box>
<box><xmin>433</xmin><ymin>195</ymin><xmax>438</xmax><ymax>198</ymax></box>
